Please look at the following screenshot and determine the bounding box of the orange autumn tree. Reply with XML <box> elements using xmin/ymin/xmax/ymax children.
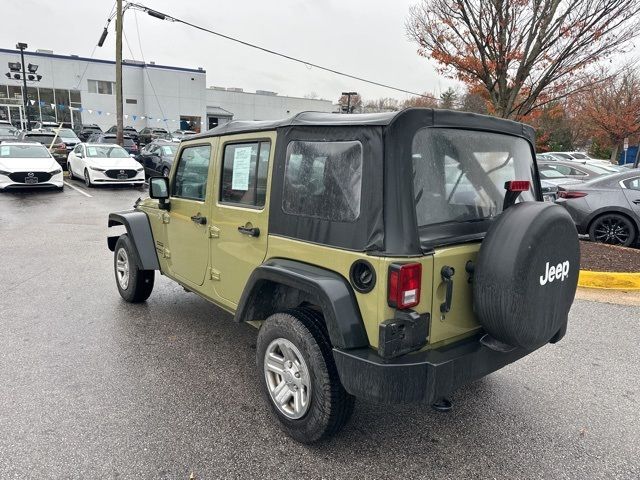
<box><xmin>406</xmin><ymin>0</ymin><xmax>640</xmax><ymax>119</ymax></box>
<box><xmin>577</xmin><ymin>68</ymin><xmax>640</xmax><ymax>161</ymax></box>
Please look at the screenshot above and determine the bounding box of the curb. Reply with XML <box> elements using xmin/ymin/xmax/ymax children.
<box><xmin>578</xmin><ymin>270</ymin><xmax>640</xmax><ymax>291</ymax></box>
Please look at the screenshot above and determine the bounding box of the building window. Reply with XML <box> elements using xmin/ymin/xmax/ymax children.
<box><xmin>88</xmin><ymin>79</ymin><xmax>114</xmax><ymax>95</ymax></box>
<box><xmin>125</xmin><ymin>98</ymin><xmax>137</xmax><ymax>104</ymax></box>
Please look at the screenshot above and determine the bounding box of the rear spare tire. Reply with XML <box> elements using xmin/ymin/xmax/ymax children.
<box><xmin>473</xmin><ymin>202</ymin><xmax>580</xmax><ymax>349</ymax></box>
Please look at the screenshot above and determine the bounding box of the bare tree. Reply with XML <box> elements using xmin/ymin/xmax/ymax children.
<box><xmin>577</xmin><ymin>67</ymin><xmax>640</xmax><ymax>161</ymax></box>
<box><xmin>363</xmin><ymin>97</ymin><xmax>401</xmax><ymax>113</ymax></box>
<box><xmin>406</xmin><ymin>0</ymin><xmax>640</xmax><ymax>119</ymax></box>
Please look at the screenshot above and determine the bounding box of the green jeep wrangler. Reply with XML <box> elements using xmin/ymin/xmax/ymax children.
<box><xmin>107</xmin><ymin>109</ymin><xmax>580</xmax><ymax>443</ymax></box>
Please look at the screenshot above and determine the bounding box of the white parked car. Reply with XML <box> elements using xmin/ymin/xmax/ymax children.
<box><xmin>67</xmin><ymin>143</ymin><xmax>144</xmax><ymax>188</ymax></box>
<box><xmin>0</xmin><ymin>142</ymin><xmax>63</xmax><ymax>191</ymax></box>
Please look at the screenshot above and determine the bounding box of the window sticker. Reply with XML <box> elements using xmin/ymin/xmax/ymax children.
<box><xmin>0</xmin><ymin>146</ymin><xmax>10</xmax><ymax>156</ymax></box>
<box><xmin>231</xmin><ymin>146</ymin><xmax>253</xmax><ymax>191</ymax></box>
<box><xmin>87</xmin><ymin>147</ymin><xmax>98</xmax><ymax>156</ymax></box>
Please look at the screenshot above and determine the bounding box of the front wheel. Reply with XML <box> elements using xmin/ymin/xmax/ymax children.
<box><xmin>113</xmin><ymin>234</ymin><xmax>154</xmax><ymax>302</ymax></box>
<box><xmin>589</xmin><ymin>213</ymin><xmax>636</xmax><ymax>247</ymax></box>
<box><xmin>84</xmin><ymin>169</ymin><xmax>94</xmax><ymax>188</ymax></box>
<box><xmin>256</xmin><ymin>308</ymin><xmax>355</xmax><ymax>443</ymax></box>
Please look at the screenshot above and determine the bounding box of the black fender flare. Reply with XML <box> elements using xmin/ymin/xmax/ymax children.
<box><xmin>107</xmin><ymin>210</ymin><xmax>160</xmax><ymax>270</ymax></box>
<box><xmin>234</xmin><ymin>258</ymin><xmax>369</xmax><ymax>350</ymax></box>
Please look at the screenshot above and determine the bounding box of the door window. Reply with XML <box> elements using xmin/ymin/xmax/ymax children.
<box><xmin>623</xmin><ymin>177</ymin><xmax>640</xmax><ymax>190</ymax></box>
<box><xmin>220</xmin><ymin>141</ymin><xmax>271</xmax><ymax>208</ymax></box>
<box><xmin>172</xmin><ymin>145</ymin><xmax>211</xmax><ymax>201</ymax></box>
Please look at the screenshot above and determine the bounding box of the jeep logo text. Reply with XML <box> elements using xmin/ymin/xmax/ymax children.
<box><xmin>539</xmin><ymin>261</ymin><xmax>570</xmax><ymax>286</ymax></box>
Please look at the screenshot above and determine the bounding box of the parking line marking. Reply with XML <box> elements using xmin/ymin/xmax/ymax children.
<box><xmin>64</xmin><ymin>181</ymin><xmax>92</xmax><ymax>198</ymax></box>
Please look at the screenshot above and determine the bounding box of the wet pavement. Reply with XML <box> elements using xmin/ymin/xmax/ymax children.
<box><xmin>1</xmin><ymin>179</ymin><xmax>639</xmax><ymax>479</ymax></box>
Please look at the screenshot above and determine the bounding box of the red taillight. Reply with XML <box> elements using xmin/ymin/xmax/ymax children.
<box><xmin>504</xmin><ymin>180</ymin><xmax>531</xmax><ymax>192</ymax></box>
<box><xmin>388</xmin><ymin>263</ymin><xmax>422</xmax><ymax>310</ymax></box>
<box><xmin>558</xmin><ymin>190</ymin><xmax>587</xmax><ymax>199</ymax></box>
<box><xmin>54</xmin><ymin>143</ymin><xmax>66</xmax><ymax>152</ymax></box>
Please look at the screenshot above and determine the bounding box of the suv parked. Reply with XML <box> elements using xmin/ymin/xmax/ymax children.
<box><xmin>138</xmin><ymin>127</ymin><xmax>169</xmax><ymax>146</ymax></box>
<box><xmin>107</xmin><ymin>110</ymin><xmax>580</xmax><ymax>443</ymax></box>
<box><xmin>105</xmin><ymin>125</ymin><xmax>140</xmax><ymax>144</ymax></box>
<box><xmin>75</xmin><ymin>124</ymin><xmax>103</xmax><ymax>142</ymax></box>
<box><xmin>16</xmin><ymin>131</ymin><xmax>68</xmax><ymax>168</ymax></box>
<box><xmin>88</xmin><ymin>133</ymin><xmax>138</xmax><ymax>155</ymax></box>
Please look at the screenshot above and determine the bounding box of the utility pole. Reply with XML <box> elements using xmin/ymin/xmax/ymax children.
<box><xmin>16</xmin><ymin>42</ymin><xmax>31</xmax><ymax>131</ymax></box>
<box><xmin>115</xmin><ymin>0</ymin><xmax>124</xmax><ymax>146</ymax></box>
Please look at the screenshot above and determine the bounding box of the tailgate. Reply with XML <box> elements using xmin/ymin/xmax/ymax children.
<box><xmin>429</xmin><ymin>243</ymin><xmax>482</xmax><ymax>345</ymax></box>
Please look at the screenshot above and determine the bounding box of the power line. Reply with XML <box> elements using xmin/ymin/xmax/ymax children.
<box><xmin>132</xmin><ymin>9</ymin><xmax>170</xmax><ymax>129</ymax></box>
<box><xmin>125</xmin><ymin>2</ymin><xmax>436</xmax><ymax>100</ymax></box>
<box><xmin>74</xmin><ymin>1</ymin><xmax>117</xmax><ymax>90</ymax></box>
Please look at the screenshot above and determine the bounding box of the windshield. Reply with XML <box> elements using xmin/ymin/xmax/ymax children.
<box><xmin>26</xmin><ymin>134</ymin><xmax>56</xmax><ymax>145</ymax></box>
<box><xmin>160</xmin><ymin>145</ymin><xmax>177</xmax><ymax>155</ymax></box>
<box><xmin>0</xmin><ymin>126</ymin><xmax>17</xmax><ymax>136</ymax></box>
<box><xmin>539</xmin><ymin>167</ymin><xmax>566</xmax><ymax>178</ymax></box>
<box><xmin>0</xmin><ymin>144</ymin><xmax>50</xmax><ymax>158</ymax></box>
<box><xmin>102</xmin><ymin>137</ymin><xmax>134</xmax><ymax>146</ymax></box>
<box><xmin>586</xmin><ymin>164</ymin><xmax>616</xmax><ymax>174</ymax></box>
<box><xmin>54</xmin><ymin>128</ymin><xmax>77</xmax><ymax>138</ymax></box>
<box><xmin>412</xmin><ymin>128</ymin><xmax>535</xmax><ymax>229</ymax></box>
<box><xmin>86</xmin><ymin>145</ymin><xmax>131</xmax><ymax>158</ymax></box>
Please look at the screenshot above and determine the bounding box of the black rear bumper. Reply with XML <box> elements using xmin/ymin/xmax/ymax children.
<box><xmin>333</xmin><ymin>335</ymin><xmax>535</xmax><ymax>404</ymax></box>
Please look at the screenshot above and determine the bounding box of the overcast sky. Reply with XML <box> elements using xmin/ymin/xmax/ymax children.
<box><xmin>3</xmin><ymin>0</ymin><xmax>456</xmax><ymax>102</ymax></box>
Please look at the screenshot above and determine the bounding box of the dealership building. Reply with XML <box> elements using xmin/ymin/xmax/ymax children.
<box><xmin>0</xmin><ymin>46</ymin><xmax>334</xmax><ymax>132</ymax></box>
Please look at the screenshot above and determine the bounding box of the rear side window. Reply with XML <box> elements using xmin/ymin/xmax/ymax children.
<box><xmin>220</xmin><ymin>141</ymin><xmax>270</xmax><ymax>207</ymax></box>
<box><xmin>412</xmin><ymin>128</ymin><xmax>534</xmax><ymax>228</ymax></box>
<box><xmin>283</xmin><ymin>141</ymin><xmax>362</xmax><ymax>222</ymax></box>
<box><xmin>172</xmin><ymin>145</ymin><xmax>211</xmax><ymax>201</ymax></box>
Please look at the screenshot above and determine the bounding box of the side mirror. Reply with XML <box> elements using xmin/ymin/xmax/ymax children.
<box><xmin>149</xmin><ymin>176</ymin><xmax>170</xmax><ymax>210</ymax></box>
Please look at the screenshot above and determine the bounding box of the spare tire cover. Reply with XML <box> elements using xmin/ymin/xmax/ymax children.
<box><xmin>473</xmin><ymin>202</ymin><xmax>580</xmax><ymax>349</ymax></box>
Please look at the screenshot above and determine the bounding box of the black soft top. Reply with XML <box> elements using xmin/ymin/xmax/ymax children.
<box><xmin>189</xmin><ymin>109</ymin><xmax>535</xmax><ymax>144</ymax></box>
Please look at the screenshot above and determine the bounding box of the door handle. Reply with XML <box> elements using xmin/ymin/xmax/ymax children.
<box><xmin>190</xmin><ymin>214</ymin><xmax>207</xmax><ymax>225</ymax></box>
<box><xmin>633</xmin><ymin>200</ymin><xmax>640</xmax><ymax>205</ymax></box>
<box><xmin>238</xmin><ymin>226</ymin><xmax>260</xmax><ymax>237</ymax></box>
<box><xmin>440</xmin><ymin>266</ymin><xmax>455</xmax><ymax>313</ymax></box>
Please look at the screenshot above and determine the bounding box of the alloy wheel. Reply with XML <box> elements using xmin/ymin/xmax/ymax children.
<box><xmin>115</xmin><ymin>248</ymin><xmax>130</xmax><ymax>290</ymax></box>
<box><xmin>263</xmin><ymin>338</ymin><xmax>311</xmax><ymax>419</ymax></box>
<box><xmin>593</xmin><ymin>216</ymin><xmax>632</xmax><ymax>245</ymax></box>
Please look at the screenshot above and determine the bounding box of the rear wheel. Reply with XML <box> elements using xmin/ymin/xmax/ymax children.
<box><xmin>256</xmin><ymin>308</ymin><xmax>355</xmax><ymax>443</ymax></box>
<box><xmin>113</xmin><ymin>234</ymin><xmax>154</xmax><ymax>303</ymax></box>
<box><xmin>589</xmin><ymin>213</ymin><xmax>635</xmax><ymax>247</ymax></box>
<box><xmin>68</xmin><ymin>162</ymin><xmax>74</xmax><ymax>179</ymax></box>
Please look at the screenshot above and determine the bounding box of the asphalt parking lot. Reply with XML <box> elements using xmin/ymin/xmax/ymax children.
<box><xmin>1</xmin><ymin>179</ymin><xmax>639</xmax><ymax>479</ymax></box>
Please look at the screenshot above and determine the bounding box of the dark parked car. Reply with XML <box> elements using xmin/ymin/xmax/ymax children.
<box><xmin>75</xmin><ymin>124</ymin><xmax>103</xmax><ymax>142</ymax></box>
<box><xmin>138</xmin><ymin>127</ymin><xmax>169</xmax><ymax>145</ymax></box>
<box><xmin>556</xmin><ymin>171</ymin><xmax>640</xmax><ymax>247</ymax></box>
<box><xmin>105</xmin><ymin>125</ymin><xmax>139</xmax><ymax>144</ymax></box>
<box><xmin>134</xmin><ymin>140</ymin><xmax>178</xmax><ymax>177</ymax></box>
<box><xmin>87</xmin><ymin>133</ymin><xmax>139</xmax><ymax>155</ymax></box>
<box><xmin>16</xmin><ymin>131</ymin><xmax>69</xmax><ymax>167</ymax></box>
<box><xmin>539</xmin><ymin>160</ymin><xmax>618</xmax><ymax>181</ymax></box>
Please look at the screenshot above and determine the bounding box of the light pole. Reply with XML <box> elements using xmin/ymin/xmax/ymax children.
<box><xmin>16</xmin><ymin>42</ymin><xmax>31</xmax><ymax>130</ymax></box>
<box><xmin>341</xmin><ymin>91</ymin><xmax>358</xmax><ymax>114</ymax></box>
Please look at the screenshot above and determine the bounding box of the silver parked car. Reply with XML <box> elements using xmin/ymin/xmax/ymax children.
<box><xmin>539</xmin><ymin>160</ymin><xmax>619</xmax><ymax>181</ymax></box>
<box><xmin>556</xmin><ymin>171</ymin><xmax>640</xmax><ymax>247</ymax></box>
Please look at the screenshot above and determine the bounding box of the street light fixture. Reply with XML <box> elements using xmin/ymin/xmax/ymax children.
<box><xmin>341</xmin><ymin>91</ymin><xmax>358</xmax><ymax>114</ymax></box>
